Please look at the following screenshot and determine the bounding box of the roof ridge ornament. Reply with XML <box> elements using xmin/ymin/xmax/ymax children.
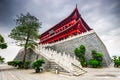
<box><xmin>76</xmin><ymin>4</ymin><xmax>77</xmax><ymax>8</ymax></box>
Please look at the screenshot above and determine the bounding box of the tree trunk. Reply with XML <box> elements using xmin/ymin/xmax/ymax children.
<box><xmin>22</xmin><ymin>35</ymin><xmax>30</xmax><ymax>67</ymax></box>
<box><xmin>23</xmin><ymin>46</ymin><xmax>27</xmax><ymax>64</ymax></box>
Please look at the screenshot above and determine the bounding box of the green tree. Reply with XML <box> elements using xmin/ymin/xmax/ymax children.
<box><xmin>79</xmin><ymin>45</ymin><xmax>86</xmax><ymax>55</ymax></box>
<box><xmin>9</xmin><ymin>13</ymin><xmax>41</xmax><ymax>65</ymax></box>
<box><xmin>89</xmin><ymin>59</ymin><xmax>100</xmax><ymax>68</ymax></box>
<box><xmin>95</xmin><ymin>52</ymin><xmax>103</xmax><ymax>62</ymax></box>
<box><xmin>74</xmin><ymin>45</ymin><xmax>86</xmax><ymax>61</ymax></box>
<box><xmin>0</xmin><ymin>34</ymin><xmax>7</xmax><ymax>49</ymax></box>
<box><xmin>113</xmin><ymin>56</ymin><xmax>120</xmax><ymax>67</ymax></box>
<box><xmin>91</xmin><ymin>50</ymin><xmax>103</xmax><ymax>62</ymax></box>
<box><xmin>113</xmin><ymin>55</ymin><xmax>117</xmax><ymax>61</ymax></box>
<box><xmin>91</xmin><ymin>50</ymin><xmax>97</xmax><ymax>59</ymax></box>
<box><xmin>74</xmin><ymin>45</ymin><xmax>87</xmax><ymax>67</ymax></box>
<box><xmin>90</xmin><ymin>50</ymin><xmax>103</xmax><ymax>67</ymax></box>
<box><xmin>74</xmin><ymin>48</ymin><xmax>81</xmax><ymax>58</ymax></box>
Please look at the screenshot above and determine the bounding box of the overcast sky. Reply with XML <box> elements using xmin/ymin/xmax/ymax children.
<box><xmin>0</xmin><ymin>0</ymin><xmax>120</xmax><ymax>62</ymax></box>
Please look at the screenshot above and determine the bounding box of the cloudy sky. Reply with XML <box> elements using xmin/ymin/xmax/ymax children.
<box><xmin>0</xmin><ymin>0</ymin><xmax>120</xmax><ymax>61</ymax></box>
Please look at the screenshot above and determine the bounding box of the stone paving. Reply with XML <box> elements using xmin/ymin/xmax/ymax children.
<box><xmin>0</xmin><ymin>64</ymin><xmax>120</xmax><ymax>80</ymax></box>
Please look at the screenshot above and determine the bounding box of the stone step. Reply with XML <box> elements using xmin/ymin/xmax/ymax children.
<box><xmin>49</xmin><ymin>61</ymin><xmax>69</xmax><ymax>73</ymax></box>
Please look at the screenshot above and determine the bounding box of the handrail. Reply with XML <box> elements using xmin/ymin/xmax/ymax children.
<box><xmin>71</xmin><ymin>63</ymin><xmax>87</xmax><ymax>73</ymax></box>
<box><xmin>34</xmin><ymin>48</ymin><xmax>73</xmax><ymax>73</ymax></box>
<box><xmin>34</xmin><ymin>46</ymin><xmax>85</xmax><ymax>75</ymax></box>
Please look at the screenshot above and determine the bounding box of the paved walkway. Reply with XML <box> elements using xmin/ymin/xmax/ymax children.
<box><xmin>0</xmin><ymin>64</ymin><xmax>120</xmax><ymax>80</ymax></box>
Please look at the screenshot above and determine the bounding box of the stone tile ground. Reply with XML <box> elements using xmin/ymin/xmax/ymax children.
<box><xmin>0</xmin><ymin>64</ymin><xmax>120</xmax><ymax>80</ymax></box>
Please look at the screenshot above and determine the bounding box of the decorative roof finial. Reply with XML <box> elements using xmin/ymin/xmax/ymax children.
<box><xmin>76</xmin><ymin>4</ymin><xmax>77</xmax><ymax>8</ymax></box>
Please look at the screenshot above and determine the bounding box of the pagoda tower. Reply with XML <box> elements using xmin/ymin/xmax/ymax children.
<box><xmin>39</xmin><ymin>7</ymin><xmax>112</xmax><ymax>67</ymax></box>
<box><xmin>40</xmin><ymin>7</ymin><xmax>92</xmax><ymax>44</ymax></box>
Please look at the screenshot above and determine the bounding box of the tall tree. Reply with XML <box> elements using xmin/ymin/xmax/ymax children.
<box><xmin>9</xmin><ymin>13</ymin><xmax>41</xmax><ymax>65</ymax></box>
<box><xmin>0</xmin><ymin>34</ymin><xmax>7</xmax><ymax>49</ymax></box>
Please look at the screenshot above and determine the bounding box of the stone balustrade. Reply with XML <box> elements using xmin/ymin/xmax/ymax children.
<box><xmin>34</xmin><ymin>45</ymin><xmax>84</xmax><ymax>75</ymax></box>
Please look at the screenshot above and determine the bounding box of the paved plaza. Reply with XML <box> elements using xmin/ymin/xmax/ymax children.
<box><xmin>0</xmin><ymin>64</ymin><xmax>120</xmax><ymax>80</ymax></box>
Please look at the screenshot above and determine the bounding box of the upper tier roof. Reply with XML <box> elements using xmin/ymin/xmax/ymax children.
<box><xmin>41</xmin><ymin>7</ymin><xmax>91</xmax><ymax>37</ymax></box>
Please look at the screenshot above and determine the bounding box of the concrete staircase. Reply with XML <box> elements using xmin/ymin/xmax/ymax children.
<box><xmin>49</xmin><ymin>61</ymin><xmax>69</xmax><ymax>74</ymax></box>
<box><xmin>34</xmin><ymin>45</ymin><xmax>86</xmax><ymax>76</ymax></box>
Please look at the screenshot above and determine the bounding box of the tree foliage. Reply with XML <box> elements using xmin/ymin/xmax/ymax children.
<box><xmin>74</xmin><ymin>44</ymin><xmax>87</xmax><ymax>67</ymax></box>
<box><xmin>7</xmin><ymin>60</ymin><xmax>30</xmax><ymax>69</ymax></box>
<box><xmin>0</xmin><ymin>56</ymin><xmax>5</xmax><ymax>63</ymax></box>
<box><xmin>0</xmin><ymin>34</ymin><xmax>7</xmax><ymax>49</ymax></box>
<box><xmin>91</xmin><ymin>50</ymin><xmax>103</xmax><ymax>62</ymax></box>
<box><xmin>9</xmin><ymin>13</ymin><xmax>41</xmax><ymax>46</ymax></box>
<box><xmin>9</xmin><ymin>13</ymin><xmax>41</xmax><ymax>65</ymax></box>
<box><xmin>32</xmin><ymin>58</ymin><xmax>45</xmax><ymax>73</ymax></box>
<box><xmin>113</xmin><ymin>55</ymin><xmax>117</xmax><ymax>61</ymax></box>
<box><xmin>79</xmin><ymin>45</ymin><xmax>86</xmax><ymax>55</ymax></box>
<box><xmin>113</xmin><ymin>56</ymin><xmax>120</xmax><ymax>67</ymax></box>
<box><xmin>89</xmin><ymin>59</ymin><xmax>100</xmax><ymax>68</ymax></box>
<box><xmin>89</xmin><ymin>50</ymin><xmax>103</xmax><ymax>68</ymax></box>
<box><xmin>74</xmin><ymin>48</ymin><xmax>81</xmax><ymax>57</ymax></box>
<box><xmin>74</xmin><ymin>45</ymin><xmax>86</xmax><ymax>61</ymax></box>
<box><xmin>32</xmin><ymin>58</ymin><xmax>45</xmax><ymax>69</ymax></box>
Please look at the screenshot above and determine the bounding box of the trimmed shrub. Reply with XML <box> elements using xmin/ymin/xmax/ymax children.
<box><xmin>114</xmin><ymin>60</ymin><xmax>120</xmax><ymax>67</ymax></box>
<box><xmin>0</xmin><ymin>56</ymin><xmax>4</xmax><ymax>63</ymax></box>
<box><xmin>7</xmin><ymin>61</ymin><xmax>23</xmax><ymax>68</ymax></box>
<box><xmin>7</xmin><ymin>60</ymin><xmax>30</xmax><ymax>69</ymax></box>
<box><xmin>113</xmin><ymin>56</ymin><xmax>120</xmax><ymax>67</ymax></box>
<box><xmin>95</xmin><ymin>52</ymin><xmax>103</xmax><ymax>62</ymax></box>
<box><xmin>74</xmin><ymin>44</ymin><xmax>87</xmax><ymax>67</ymax></box>
<box><xmin>24</xmin><ymin>61</ymin><xmax>31</xmax><ymax>69</ymax></box>
<box><xmin>74</xmin><ymin>48</ymin><xmax>81</xmax><ymax>58</ymax></box>
<box><xmin>32</xmin><ymin>58</ymin><xmax>45</xmax><ymax>73</ymax></box>
<box><xmin>90</xmin><ymin>50</ymin><xmax>103</xmax><ymax>67</ymax></box>
<box><xmin>81</xmin><ymin>61</ymin><xmax>87</xmax><ymax>67</ymax></box>
<box><xmin>89</xmin><ymin>59</ymin><xmax>100</xmax><ymax>68</ymax></box>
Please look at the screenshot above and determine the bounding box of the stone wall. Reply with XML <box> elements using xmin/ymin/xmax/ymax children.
<box><xmin>46</xmin><ymin>31</ymin><xmax>112</xmax><ymax>66</ymax></box>
<box><xmin>14</xmin><ymin>48</ymin><xmax>37</xmax><ymax>62</ymax></box>
<box><xmin>14</xmin><ymin>48</ymin><xmax>51</xmax><ymax>70</ymax></box>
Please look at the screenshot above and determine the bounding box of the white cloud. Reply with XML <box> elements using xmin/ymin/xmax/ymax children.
<box><xmin>100</xmin><ymin>27</ymin><xmax>120</xmax><ymax>57</ymax></box>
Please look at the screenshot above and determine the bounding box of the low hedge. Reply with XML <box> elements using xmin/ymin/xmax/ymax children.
<box><xmin>7</xmin><ymin>60</ymin><xmax>30</xmax><ymax>69</ymax></box>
